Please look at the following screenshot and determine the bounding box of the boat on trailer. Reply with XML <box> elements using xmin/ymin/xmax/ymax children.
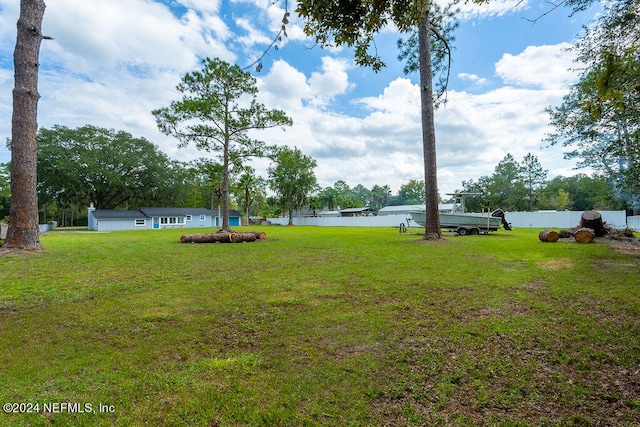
<box><xmin>409</xmin><ymin>193</ymin><xmax>511</xmax><ymax>235</ymax></box>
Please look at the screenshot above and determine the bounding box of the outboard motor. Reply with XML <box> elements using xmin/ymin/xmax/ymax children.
<box><xmin>491</xmin><ymin>209</ymin><xmax>512</xmax><ymax>230</ymax></box>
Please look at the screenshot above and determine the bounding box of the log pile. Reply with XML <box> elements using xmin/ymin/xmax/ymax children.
<box><xmin>537</xmin><ymin>211</ymin><xmax>638</xmax><ymax>246</ymax></box>
<box><xmin>180</xmin><ymin>231</ymin><xmax>266</xmax><ymax>244</ymax></box>
<box><xmin>538</xmin><ymin>230</ymin><xmax>560</xmax><ymax>242</ymax></box>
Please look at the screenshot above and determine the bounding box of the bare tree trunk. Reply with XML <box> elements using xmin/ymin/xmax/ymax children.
<box><xmin>419</xmin><ymin>7</ymin><xmax>442</xmax><ymax>240</ymax></box>
<box><xmin>3</xmin><ymin>0</ymin><xmax>46</xmax><ymax>250</ymax></box>
<box><xmin>245</xmin><ymin>186</ymin><xmax>250</xmax><ymax>226</ymax></box>
<box><xmin>221</xmin><ymin>137</ymin><xmax>231</xmax><ymax>231</ymax></box>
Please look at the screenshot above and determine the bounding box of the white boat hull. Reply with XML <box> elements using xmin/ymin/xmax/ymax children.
<box><xmin>409</xmin><ymin>211</ymin><xmax>502</xmax><ymax>234</ymax></box>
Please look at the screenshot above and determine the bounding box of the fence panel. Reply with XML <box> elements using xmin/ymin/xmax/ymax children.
<box><xmin>269</xmin><ymin>211</ymin><xmax>628</xmax><ymax>229</ymax></box>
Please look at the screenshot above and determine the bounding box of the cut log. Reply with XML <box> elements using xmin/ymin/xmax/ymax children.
<box><xmin>180</xmin><ymin>231</ymin><xmax>265</xmax><ymax>243</ymax></box>
<box><xmin>573</xmin><ymin>227</ymin><xmax>595</xmax><ymax>243</ymax></box>
<box><xmin>247</xmin><ymin>231</ymin><xmax>267</xmax><ymax>240</ymax></box>
<box><xmin>558</xmin><ymin>229</ymin><xmax>572</xmax><ymax>238</ymax></box>
<box><xmin>580</xmin><ymin>210</ymin><xmax>607</xmax><ymax>237</ymax></box>
<box><xmin>231</xmin><ymin>232</ymin><xmax>257</xmax><ymax>243</ymax></box>
<box><xmin>539</xmin><ymin>230</ymin><xmax>560</xmax><ymax>242</ymax></box>
<box><xmin>180</xmin><ymin>232</ymin><xmax>236</xmax><ymax>243</ymax></box>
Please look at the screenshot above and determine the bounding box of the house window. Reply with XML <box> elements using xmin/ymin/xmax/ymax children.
<box><xmin>200</xmin><ymin>215</ymin><xmax>206</xmax><ymax>221</ymax></box>
<box><xmin>135</xmin><ymin>219</ymin><xmax>146</xmax><ymax>227</ymax></box>
<box><xmin>186</xmin><ymin>215</ymin><xmax>192</xmax><ymax>221</ymax></box>
<box><xmin>177</xmin><ymin>217</ymin><xmax>185</xmax><ymax>224</ymax></box>
<box><xmin>169</xmin><ymin>217</ymin><xmax>177</xmax><ymax>224</ymax></box>
<box><xmin>160</xmin><ymin>217</ymin><xmax>168</xmax><ymax>224</ymax></box>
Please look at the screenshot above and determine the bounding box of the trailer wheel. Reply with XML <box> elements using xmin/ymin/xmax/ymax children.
<box><xmin>470</xmin><ymin>228</ymin><xmax>480</xmax><ymax>235</ymax></box>
<box><xmin>457</xmin><ymin>227</ymin><xmax>468</xmax><ymax>236</ymax></box>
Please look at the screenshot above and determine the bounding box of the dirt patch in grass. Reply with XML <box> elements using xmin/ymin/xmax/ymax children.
<box><xmin>406</xmin><ymin>236</ymin><xmax>455</xmax><ymax>246</ymax></box>
<box><xmin>608</xmin><ymin>237</ymin><xmax>640</xmax><ymax>257</ymax></box>
<box><xmin>0</xmin><ymin>247</ymin><xmax>45</xmax><ymax>258</ymax></box>
<box><xmin>540</xmin><ymin>258</ymin><xmax>575</xmax><ymax>270</ymax></box>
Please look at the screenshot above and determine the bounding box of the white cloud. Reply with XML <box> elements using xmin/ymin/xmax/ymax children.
<box><xmin>39</xmin><ymin>0</ymin><xmax>232</xmax><ymax>74</ymax></box>
<box><xmin>0</xmin><ymin>0</ymin><xmax>586</xmax><ymax>197</ymax></box>
<box><xmin>236</xmin><ymin>17</ymin><xmax>272</xmax><ymax>47</ymax></box>
<box><xmin>452</xmin><ymin>0</ymin><xmax>530</xmax><ymax>21</ymax></box>
<box><xmin>495</xmin><ymin>43</ymin><xmax>577</xmax><ymax>89</ymax></box>
<box><xmin>308</xmin><ymin>57</ymin><xmax>353</xmax><ymax>101</ymax></box>
<box><xmin>458</xmin><ymin>72</ymin><xmax>489</xmax><ymax>87</ymax></box>
<box><xmin>176</xmin><ymin>0</ymin><xmax>223</xmax><ymax>14</ymax></box>
<box><xmin>250</xmin><ymin>42</ymin><xmax>581</xmax><ymax>194</ymax></box>
<box><xmin>257</xmin><ymin>59</ymin><xmax>312</xmax><ymax>110</ymax></box>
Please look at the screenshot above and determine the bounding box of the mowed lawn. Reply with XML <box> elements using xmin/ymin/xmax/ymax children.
<box><xmin>0</xmin><ymin>226</ymin><xmax>638</xmax><ymax>426</ymax></box>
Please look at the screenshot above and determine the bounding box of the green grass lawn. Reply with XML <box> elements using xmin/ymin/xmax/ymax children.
<box><xmin>0</xmin><ymin>226</ymin><xmax>638</xmax><ymax>426</ymax></box>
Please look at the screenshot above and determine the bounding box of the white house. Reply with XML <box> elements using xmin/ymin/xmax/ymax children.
<box><xmin>87</xmin><ymin>205</ymin><xmax>242</xmax><ymax>231</ymax></box>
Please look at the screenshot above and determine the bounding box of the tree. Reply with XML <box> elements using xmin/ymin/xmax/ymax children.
<box><xmin>332</xmin><ymin>180</ymin><xmax>360</xmax><ymax>209</ymax></box>
<box><xmin>268</xmin><ymin>147</ymin><xmax>318</xmax><ymax>226</ymax></box>
<box><xmin>537</xmin><ymin>174</ymin><xmax>623</xmax><ymax>211</ymax></box>
<box><xmin>232</xmin><ymin>166</ymin><xmax>266</xmax><ymax>224</ymax></box>
<box><xmin>3</xmin><ymin>0</ymin><xmax>47</xmax><ymax>250</ymax></box>
<box><xmin>546</xmin><ymin>0</ymin><xmax>640</xmax><ymax>212</ymax></box>
<box><xmin>352</xmin><ymin>184</ymin><xmax>372</xmax><ymax>208</ymax></box>
<box><xmin>296</xmin><ymin>0</ymin><xmax>457</xmax><ymax>240</ymax></box>
<box><xmin>397</xmin><ymin>179</ymin><xmax>426</xmax><ymax>205</ymax></box>
<box><xmin>486</xmin><ymin>154</ymin><xmax>528</xmax><ymax>211</ymax></box>
<box><xmin>189</xmin><ymin>158</ymin><xmax>225</xmax><ymax>213</ymax></box>
<box><xmin>370</xmin><ymin>184</ymin><xmax>392</xmax><ymax>212</ymax></box>
<box><xmin>459</xmin><ymin>154</ymin><xmax>529</xmax><ymax>212</ymax></box>
<box><xmin>0</xmin><ymin>163</ymin><xmax>10</xmax><ymax>219</ymax></box>
<box><xmin>308</xmin><ymin>195</ymin><xmax>322</xmax><ymax>216</ymax></box>
<box><xmin>521</xmin><ymin>153</ymin><xmax>548</xmax><ymax>211</ymax></box>
<box><xmin>153</xmin><ymin>57</ymin><xmax>293</xmax><ymax>231</ymax></box>
<box><xmin>37</xmin><ymin>126</ymin><xmax>177</xmax><ymax>211</ymax></box>
<box><xmin>556</xmin><ymin>188</ymin><xmax>570</xmax><ymax>211</ymax></box>
<box><xmin>317</xmin><ymin>187</ymin><xmax>339</xmax><ymax>211</ymax></box>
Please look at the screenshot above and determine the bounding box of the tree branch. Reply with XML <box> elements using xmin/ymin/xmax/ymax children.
<box><xmin>243</xmin><ymin>1</ymin><xmax>290</xmax><ymax>72</ymax></box>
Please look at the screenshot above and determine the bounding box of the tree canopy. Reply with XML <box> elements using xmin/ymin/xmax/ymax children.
<box><xmin>37</xmin><ymin>125</ymin><xmax>178</xmax><ymax>210</ymax></box>
<box><xmin>546</xmin><ymin>0</ymin><xmax>640</xmax><ymax>210</ymax></box>
<box><xmin>268</xmin><ymin>147</ymin><xmax>318</xmax><ymax>225</ymax></box>
<box><xmin>153</xmin><ymin>57</ymin><xmax>292</xmax><ymax>231</ymax></box>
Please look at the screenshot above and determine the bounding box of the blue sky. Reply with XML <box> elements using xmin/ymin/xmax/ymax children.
<box><xmin>0</xmin><ymin>0</ymin><xmax>600</xmax><ymax>196</ymax></box>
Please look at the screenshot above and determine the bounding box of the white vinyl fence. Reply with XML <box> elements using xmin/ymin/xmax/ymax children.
<box><xmin>504</xmin><ymin>211</ymin><xmax>627</xmax><ymax>229</ymax></box>
<box><xmin>269</xmin><ymin>210</ymin><xmax>629</xmax><ymax>229</ymax></box>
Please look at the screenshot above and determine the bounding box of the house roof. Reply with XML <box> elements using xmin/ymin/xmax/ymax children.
<box><xmin>140</xmin><ymin>207</ymin><xmax>215</xmax><ymax>217</ymax></box>
<box><xmin>210</xmin><ymin>209</ymin><xmax>242</xmax><ymax>217</ymax></box>
<box><xmin>92</xmin><ymin>209</ymin><xmax>148</xmax><ymax>219</ymax></box>
<box><xmin>340</xmin><ymin>207</ymin><xmax>375</xmax><ymax>213</ymax></box>
<box><xmin>91</xmin><ymin>207</ymin><xmax>242</xmax><ymax>219</ymax></box>
<box><xmin>378</xmin><ymin>205</ymin><xmax>424</xmax><ymax>214</ymax></box>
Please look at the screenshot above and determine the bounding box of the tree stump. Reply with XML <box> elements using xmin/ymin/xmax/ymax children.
<box><xmin>573</xmin><ymin>227</ymin><xmax>595</xmax><ymax>243</ymax></box>
<box><xmin>580</xmin><ymin>210</ymin><xmax>607</xmax><ymax>237</ymax></box>
<box><xmin>539</xmin><ymin>230</ymin><xmax>560</xmax><ymax>242</ymax></box>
